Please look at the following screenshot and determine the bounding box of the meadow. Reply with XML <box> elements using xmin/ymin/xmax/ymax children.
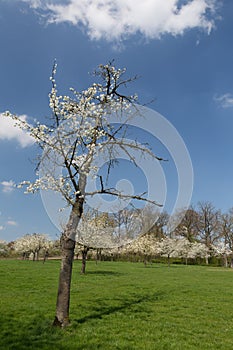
<box><xmin>1</xmin><ymin>260</ymin><xmax>233</xmax><ymax>350</ymax></box>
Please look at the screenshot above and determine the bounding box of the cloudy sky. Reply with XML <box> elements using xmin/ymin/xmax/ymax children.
<box><xmin>0</xmin><ymin>0</ymin><xmax>233</xmax><ymax>241</ymax></box>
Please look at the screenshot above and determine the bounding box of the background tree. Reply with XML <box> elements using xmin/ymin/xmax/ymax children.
<box><xmin>157</xmin><ymin>237</ymin><xmax>180</xmax><ymax>266</ymax></box>
<box><xmin>186</xmin><ymin>242</ymin><xmax>210</xmax><ymax>263</ymax></box>
<box><xmin>218</xmin><ymin>209</ymin><xmax>233</xmax><ymax>267</ymax></box>
<box><xmin>0</xmin><ymin>240</ymin><xmax>9</xmax><ymax>257</ymax></box>
<box><xmin>76</xmin><ymin>211</ymin><xmax>115</xmax><ymax>274</ymax></box>
<box><xmin>173</xmin><ymin>206</ymin><xmax>199</xmax><ymax>242</ymax></box>
<box><xmin>134</xmin><ymin>205</ymin><xmax>168</xmax><ymax>239</ymax></box>
<box><xmin>150</xmin><ymin>211</ymin><xmax>169</xmax><ymax>239</ymax></box>
<box><xmin>5</xmin><ymin>62</ymin><xmax>162</xmax><ymax>327</ymax></box>
<box><xmin>211</xmin><ymin>241</ymin><xmax>231</xmax><ymax>267</ymax></box>
<box><xmin>196</xmin><ymin>201</ymin><xmax>220</xmax><ymax>263</ymax></box>
<box><xmin>174</xmin><ymin>238</ymin><xmax>192</xmax><ymax>265</ymax></box>
<box><xmin>13</xmin><ymin>233</ymin><xmax>50</xmax><ymax>260</ymax></box>
<box><xmin>14</xmin><ymin>234</ymin><xmax>31</xmax><ymax>259</ymax></box>
<box><xmin>122</xmin><ymin>232</ymin><xmax>160</xmax><ymax>265</ymax></box>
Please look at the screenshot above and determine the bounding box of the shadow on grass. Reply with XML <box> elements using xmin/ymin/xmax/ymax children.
<box><xmin>74</xmin><ymin>292</ymin><xmax>163</xmax><ymax>325</ymax></box>
<box><xmin>84</xmin><ymin>270</ymin><xmax>123</xmax><ymax>276</ymax></box>
<box><xmin>0</xmin><ymin>315</ymin><xmax>64</xmax><ymax>350</ymax></box>
<box><xmin>138</xmin><ymin>263</ymin><xmax>189</xmax><ymax>269</ymax></box>
<box><xmin>0</xmin><ymin>292</ymin><xmax>164</xmax><ymax>349</ymax></box>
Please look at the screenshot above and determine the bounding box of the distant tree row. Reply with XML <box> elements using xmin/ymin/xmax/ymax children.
<box><xmin>2</xmin><ymin>201</ymin><xmax>233</xmax><ymax>268</ymax></box>
<box><xmin>75</xmin><ymin>201</ymin><xmax>233</xmax><ymax>268</ymax></box>
<box><xmin>0</xmin><ymin>235</ymin><xmax>60</xmax><ymax>261</ymax></box>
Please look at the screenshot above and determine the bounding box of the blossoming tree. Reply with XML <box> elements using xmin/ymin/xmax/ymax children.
<box><xmin>4</xmin><ymin>62</ymin><xmax>162</xmax><ymax>327</ymax></box>
<box><xmin>13</xmin><ymin>233</ymin><xmax>51</xmax><ymax>260</ymax></box>
<box><xmin>123</xmin><ymin>232</ymin><xmax>160</xmax><ymax>265</ymax></box>
<box><xmin>75</xmin><ymin>211</ymin><xmax>116</xmax><ymax>274</ymax></box>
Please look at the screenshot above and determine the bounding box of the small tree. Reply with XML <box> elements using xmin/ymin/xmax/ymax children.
<box><xmin>157</xmin><ymin>237</ymin><xmax>180</xmax><ymax>266</ymax></box>
<box><xmin>14</xmin><ymin>234</ymin><xmax>32</xmax><ymax>259</ymax></box>
<box><xmin>5</xmin><ymin>62</ymin><xmax>162</xmax><ymax>327</ymax></box>
<box><xmin>212</xmin><ymin>242</ymin><xmax>231</xmax><ymax>267</ymax></box>
<box><xmin>14</xmin><ymin>233</ymin><xmax>50</xmax><ymax>260</ymax></box>
<box><xmin>124</xmin><ymin>232</ymin><xmax>160</xmax><ymax>265</ymax></box>
<box><xmin>187</xmin><ymin>242</ymin><xmax>210</xmax><ymax>264</ymax></box>
<box><xmin>0</xmin><ymin>240</ymin><xmax>9</xmax><ymax>257</ymax></box>
<box><xmin>218</xmin><ymin>209</ymin><xmax>233</xmax><ymax>267</ymax></box>
<box><xmin>175</xmin><ymin>238</ymin><xmax>192</xmax><ymax>265</ymax></box>
<box><xmin>76</xmin><ymin>212</ymin><xmax>115</xmax><ymax>274</ymax></box>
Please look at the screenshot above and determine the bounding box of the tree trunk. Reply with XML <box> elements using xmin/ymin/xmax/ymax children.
<box><xmin>36</xmin><ymin>250</ymin><xmax>40</xmax><ymax>261</ymax></box>
<box><xmin>168</xmin><ymin>254</ymin><xmax>170</xmax><ymax>267</ymax></box>
<box><xmin>223</xmin><ymin>255</ymin><xmax>228</xmax><ymax>268</ymax></box>
<box><xmin>231</xmin><ymin>255</ymin><xmax>233</xmax><ymax>268</ymax></box>
<box><xmin>81</xmin><ymin>247</ymin><xmax>89</xmax><ymax>274</ymax></box>
<box><xmin>43</xmin><ymin>251</ymin><xmax>48</xmax><ymax>264</ymax></box>
<box><xmin>53</xmin><ymin>199</ymin><xmax>83</xmax><ymax>327</ymax></box>
<box><xmin>95</xmin><ymin>248</ymin><xmax>102</xmax><ymax>264</ymax></box>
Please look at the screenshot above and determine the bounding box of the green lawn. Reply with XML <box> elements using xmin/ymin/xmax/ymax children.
<box><xmin>1</xmin><ymin>260</ymin><xmax>233</xmax><ymax>349</ymax></box>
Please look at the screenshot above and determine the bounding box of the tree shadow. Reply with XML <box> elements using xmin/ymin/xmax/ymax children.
<box><xmin>138</xmin><ymin>264</ymin><xmax>187</xmax><ymax>269</ymax></box>
<box><xmin>0</xmin><ymin>315</ymin><xmax>64</xmax><ymax>350</ymax></box>
<box><xmin>84</xmin><ymin>270</ymin><xmax>123</xmax><ymax>276</ymax></box>
<box><xmin>0</xmin><ymin>292</ymin><xmax>164</xmax><ymax>349</ymax></box>
<box><xmin>73</xmin><ymin>291</ymin><xmax>164</xmax><ymax>325</ymax></box>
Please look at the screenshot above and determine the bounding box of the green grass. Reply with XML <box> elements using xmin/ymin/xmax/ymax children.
<box><xmin>1</xmin><ymin>260</ymin><xmax>233</xmax><ymax>350</ymax></box>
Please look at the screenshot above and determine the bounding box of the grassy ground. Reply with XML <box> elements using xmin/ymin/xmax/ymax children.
<box><xmin>1</xmin><ymin>260</ymin><xmax>233</xmax><ymax>350</ymax></box>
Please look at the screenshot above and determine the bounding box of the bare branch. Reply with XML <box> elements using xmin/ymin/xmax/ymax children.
<box><xmin>85</xmin><ymin>188</ymin><xmax>162</xmax><ymax>207</ymax></box>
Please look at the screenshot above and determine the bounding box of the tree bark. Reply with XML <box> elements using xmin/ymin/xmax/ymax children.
<box><xmin>80</xmin><ymin>247</ymin><xmax>89</xmax><ymax>274</ymax></box>
<box><xmin>231</xmin><ymin>255</ymin><xmax>233</xmax><ymax>268</ymax></box>
<box><xmin>167</xmin><ymin>254</ymin><xmax>170</xmax><ymax>267</ymax></box>
<box><xmin>53</xmin><ymin>199</ymin><xmax>83</xmax><ymax>327</ymax></box>
<box><xmin>43</xmin><ymin>250</ymin><xmax>48</xmax><ymax>264</ymax></box>
<box><xmin>36</xmin><ymin>250</ymin><xmax>40</xmax><ymax>261</ymax></box>
<box><xmin>95</xmin><ymin>248</ymin><xmax>102</xmax><ymax>264</ymax></box>
<box><xmin>223</xmin><ymin>255</ymin><xmax>228</xmax><ymax>268</ymax></box>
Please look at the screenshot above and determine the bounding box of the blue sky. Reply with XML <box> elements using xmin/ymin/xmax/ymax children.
<box><xmin>0</xmin><ymin>0</ymin><xmax>233</xmax><ymax>241</ymax></box>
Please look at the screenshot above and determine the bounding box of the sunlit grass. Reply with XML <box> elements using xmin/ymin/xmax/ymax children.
<box><xmin>1</xmin><ymin>260</ymin><xmax>233</xmax><ymax>349</ymax></box>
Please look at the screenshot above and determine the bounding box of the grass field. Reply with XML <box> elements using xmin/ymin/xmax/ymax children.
<box><xmin>1</xmin><ymin>260</ymin><xmax>233</xmax><ymax>350</ymax></box>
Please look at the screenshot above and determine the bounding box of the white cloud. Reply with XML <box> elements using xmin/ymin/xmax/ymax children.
<box><xmin>0</xmin><ymin>226</ymin><xmax>4</xmax><ymax>231</ymax></box>
<box><xmin>26</xmin><ymin>0</ymin><xmax>43</xmax><ymax>8</ymax></box>
<box><xmin>1</xmin><ymin>180</ymin><xmax>15</xmax><ymax>194</ymax></box>
<box><xmin>0</xmin><ymin>114</ymin><xmax>34</xmax><ymax>148</ymax></box>
<box><xmin>6</xmin><ymin>220</ymin><xmax>18</xmax><ymax>226</ymax></box>
<box><xmin>22</xmin><ymin>0</ymin><xmax>218</xmax><ymax>41</ymax></box>
<box><xmin>214</xmin><ymin>93</ymin><xmax>233</xmax><ymax>108</ymax></box>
